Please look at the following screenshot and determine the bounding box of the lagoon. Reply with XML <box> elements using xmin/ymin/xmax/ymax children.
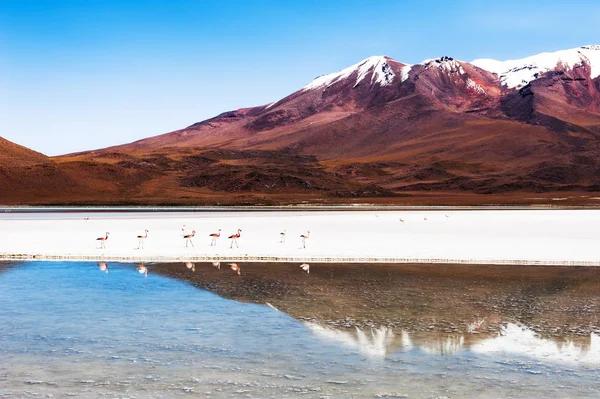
<box><xmin>1</xmin><ymin>261</ymin><xmax>600</xmax><ymax>398</ymax></box>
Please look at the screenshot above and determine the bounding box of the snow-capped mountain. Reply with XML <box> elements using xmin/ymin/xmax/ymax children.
<box><xmin>6</xmin><ymin>44</ymin><xmax>600</xmax><ymax>205</ymax></box>
<box><xmin>302</xmin><ymin>56</ymin><xmax>411</xmax><ymax>90</ymax></box>
<box><xmin>90</xmin><ymin>44</ymin><xmax>600</xmax><ymax>192</ymax></box>
<box><xmin>297</xmin><ymin>45</ymin><xmax>600</xmax><ymax>94</ymax></box>
<box><xmin>472</xmin><ymin>45</ymin><xmax>600</xmax><ymax>88</ymax></box>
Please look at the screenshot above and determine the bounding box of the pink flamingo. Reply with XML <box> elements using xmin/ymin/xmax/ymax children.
<box><xmin>229</xmin><ymin>229</ymin><xmax>242</xmax><ymax>248</ymax></box>
<box><xmin>183</xmin><ymin>230</ymin><xmax>196</xmax><ymax>247</ymax></box>
<box><xmin>137</xmin><ymin>229</ymin><xmax>148</xmax><ymax>249</ymax></box>
<box><xmin>209</xmin><ymin>229</ymin><xmax>221</xmax><ymax>246</ymax></box>
<box><xmin>96</xmin><ymin>232</ymin><xmax>109</xmax><ymax>249</ymax></box>
<box><xmin>300</xmin><ymin>230</ymin><xmax>310</xmax><ymax>249</ymax></box>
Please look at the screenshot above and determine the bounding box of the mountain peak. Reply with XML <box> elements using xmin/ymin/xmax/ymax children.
<box><xmin>472</xmin><ymin>46</ymin><xmax>600</xmax><ymax>88</ymax></box>
<box><xmin>303</xmin><ymin>55</ymin><xmax>404</xmax><ymax>91</ymax></box>
<box><xmin>422</xmin><ymin>56</ymin><xmax>467</xmax><ymax>75</ymax></box>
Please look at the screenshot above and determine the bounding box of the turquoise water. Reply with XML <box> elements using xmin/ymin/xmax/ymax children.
<box><xmin>1</xmin><ymin>261</ymin><xmax>599</xmax><ymax>398</ymax></box>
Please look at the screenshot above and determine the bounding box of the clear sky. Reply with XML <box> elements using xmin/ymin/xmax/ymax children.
<box><xmin>1</xmin><ymin>0</ymin><xmax>599</xmax><ymax>156</ymax></box>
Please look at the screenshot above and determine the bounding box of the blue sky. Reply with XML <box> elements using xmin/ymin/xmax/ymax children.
<box><xmin>1</xmin><ymin>0</ymin><xmax>599</xmax><ymax>155</ymax></box>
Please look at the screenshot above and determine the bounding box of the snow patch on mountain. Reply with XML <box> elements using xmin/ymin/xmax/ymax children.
<box><xmin>472</xmin><ymin>46</ymin><xmax>600</xmax><ymax>88</ymax></box>
<box><xmin>466</xmin><ymin>78</ymin><xmax>485</xmax><ymax>94</ymax></box>
<box><xmin>303</xmin><ymin>56</ymin><xmax>398</xmax><ymax>90</ymax></box>
<box><xmin>400</xmin><ymin>65</ymin><xmax>411</xmax><ymax>82</ymax></box>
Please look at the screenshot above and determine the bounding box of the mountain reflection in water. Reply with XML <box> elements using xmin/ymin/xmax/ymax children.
<box><xmin>151</xmin><ymin>261</ymin><xmax>600</xmax><ymax>365</ymax></box>
<box><xmin>304</xmin><ymin>323</ymin><xmax>396</xmax><ymax>359</ymax></box>
<box><xmin>302</xmin><ymin>321</ymin><xmax>600</xmax><ymax>364</ymax></box>
<box><xmin>472</xmin><ymin>323</ymin><xmax>600</xmax><ymax>365</ymax></box>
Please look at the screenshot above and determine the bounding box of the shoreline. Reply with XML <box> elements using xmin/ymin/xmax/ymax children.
<box><xmin>3</xmin><ymin>204</ymin><xmax>600</xmax><ymax>213</ymax></box>
<box><xmin>2</xmin><ymin>254</ymin><xmax>600</xmax><ymax>266</ymax></box>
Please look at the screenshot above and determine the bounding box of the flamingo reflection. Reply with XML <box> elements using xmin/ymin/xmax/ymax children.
<box><xmin>137</xmin><ymin>264</ymin><xmax>148</xmax><ymax>277</ymax></box>
<box><xmin>228</xmin><ymin>263</ymin><xmax>241</xmax><ymax>275</ymax></box>
<box><xmin>185</xmin><ymin>262</ymin><xmax>196</xmax><ymax>272</ymax></box>
<box><xmin>97</xmin><ymin>262</ymin><xmax>109</xmax><ymax>273</ymax></box>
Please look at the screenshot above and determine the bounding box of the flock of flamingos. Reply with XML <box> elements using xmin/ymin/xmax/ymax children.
<box><xmin>94</xmin><ymin>224</ymin><xmax>311</xmax><ymax>277</ymax></box>
<box><xmin>92</xmin><ymin>214</ymin><xmax>450</xmax><ymax>277</ymax></box>
<box><xmin>95</xmin><ymin>226</ymin><xmax>311</xmax><ymax>249</ymax></box>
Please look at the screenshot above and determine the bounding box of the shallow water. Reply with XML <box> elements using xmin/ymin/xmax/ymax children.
<box><xmin>1</xmin><ymin>262</ymin><xmax>600</xmax><ymax>398</ymax></box>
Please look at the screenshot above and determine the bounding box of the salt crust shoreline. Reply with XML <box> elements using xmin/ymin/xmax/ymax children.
<box><xmin>1</xmin><ymin>210</ymin><xmax>600</xmax><ymax>266</ymax></box>
<box><xmin>1</xmin><ymin>254</ymin><xmax>600</xmax><ymax>266</ymax></box>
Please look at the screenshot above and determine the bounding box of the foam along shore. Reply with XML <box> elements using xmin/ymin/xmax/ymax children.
<box><xmin>1</xmin><ymin>210</ymin><xmax>600</xmax><ymax>264</ymax></box>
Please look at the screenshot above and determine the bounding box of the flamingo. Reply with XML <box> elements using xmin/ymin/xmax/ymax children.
<box><xmin>300</xmin><ymin>230</ymin><xmax>310</xmax><ymax>249</ymax></box>
<box><xmin>209</xmin><ymin>229</ymin><xmax>221</xmax><ymax>246</ymax></box>
<box><xmin>228</xmin><ymin>229</ymin><xmax>242</xmax><ymax>248</ymax></box>
<box><xmin>96</xmin><ymin>232</ymin><xmax>109</xmax><ymax>249</ymax></box>
<box><xmin>299</xmin><ymin>263</ymin><xmax>310</xmax><ymax>274</ymax></box>
<box><xmin>228</xmin><ymin>263</ymin><xmax>241</xmax><ymax>275</ymax></box>
<box><xmin>137</xmin><ymin>229</ymin><xmax>148</xmax><ymax>249</ymax></box>
<box><xmin>185</xmin><ymin>262</ymin><xmax>195</xmax><ymax>272</ymax></box>
<box><xmin>212</xmin><ymin>261</ymin><xmax>221</xmax><ymax>269</ymax></box>
<box><xmin>399</xmin><ymin>218</ymin><xmax>405</xmax><ymax>223</ymax></box>
<box><xmin>183</xmin><ymin>230</ymin><xmax>196</xmax><ymax>247</ymax></box>
<box><xmin>137</xmin><ymin>264</ymin><xmax>148</xmax><ymax>277</ymax></box>
<box><xmin>280</xmin><ymin>229</ymin><xmax>286</xmax><ymax>243</ymax></box>
<box><xmin>97</xmin><ymin>262</ymin><xmax>108</xmax><ymax>273</ymax></box>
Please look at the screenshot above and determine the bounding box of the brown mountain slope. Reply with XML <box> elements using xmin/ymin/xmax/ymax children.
<box><xmin>502</xmin><ymin>63</ymin><xmax>600</xmax><ymax>134</ymax></box>
<box><xmin>0</xmin><ymin>136</ymin><xmax>175</xmax><ymax>204</ymax></box>
<box><xmin>0</xmin><ymin>136</ymin><xmax>49</xmax><ymax>167</ymax></box>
